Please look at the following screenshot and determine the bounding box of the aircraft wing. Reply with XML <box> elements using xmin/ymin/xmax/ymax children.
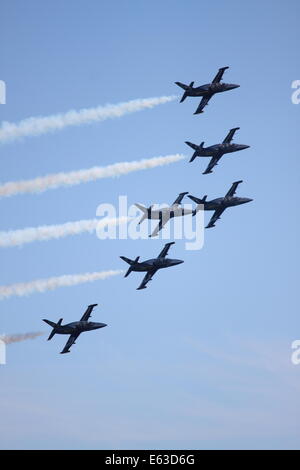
<box><xmin>172</xmin><ymin>192</ymin><xmax>189</xmax><ymax>206</ymax></box>
<box><xmin>225</xmin><ymin>180</ymin><xmax>243</xmax><ymax>198</ymax></box>
<box><xmin>206</xmin><ymin>208</ymin><xmax>226</xmax><ymax>228</ymax></box>
<box><xmin>158</xmin><ymin>241</ymin><xmax>175</xmax><ymax>258</ymax></box>
<box><xmin>60</xmin><ymin>332</ymin><xmax>81</xmax><ymax>354</ymax></box>
<box><xmin>212</xmin><ymin>66</ymin><xmax>229</xmax><ymax>84</ymax></box>
<box><xmin>149</xmin><ymin>216</ymin><xmax>170</xmax><ymax>238</ymax></box>
<box><xmin>137</xmin><ymin>269</ymin><xmax>158</xmax><ymax>290</ymax></box>
<box><xmin>194</xmin><ymin>94</ymin><xmax>213</xmax><ymax>114</ymax></box>
<box><xmin>202</xmin><ymin>153</ymin><xmax>223</xmax><ymax>174</ymax></box>
<box><xmin>80</xmin><ymin>303</ymin><xmax>98</xmax><ymax>322</ymax></box>
<box><xmin>223</xmin><ymin>127</ymin><xmax>240</xmax><ymax>143</ymax></box>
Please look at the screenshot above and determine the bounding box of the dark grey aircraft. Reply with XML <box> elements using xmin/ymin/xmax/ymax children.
<box><xmin>120</xmin><ymin>242</ymin><xmax>183</xmax><ymax>290</ymax></box>
<box><xmin>43</xmin><ymin>304</ymin><xmax>107</xmax><ymax>354</ymax></box>
<box><xmin>185</xmin><ymin>127</ymin><xmax>250</xmax><ymax>174</ymax></box>
<box><xmin>188</xmin><ymin>180</ymin><xmax>253</xmax><ymax>228</ymax></box>
<box><xmin>175</xmin><ymin>66</ymin><xmax>239</xmax><ymax>114</ymax></box>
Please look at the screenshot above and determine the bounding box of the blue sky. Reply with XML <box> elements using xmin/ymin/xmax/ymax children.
<box><xmin>0</xmin><ymin>0</ymin><xmax>300</xmax><ymax>449</ymax></box>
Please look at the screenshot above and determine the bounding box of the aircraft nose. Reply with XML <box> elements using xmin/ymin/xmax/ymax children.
<box><xmin>172</xmin><ymin>259</ymin><xmax>184</xmax><ymax>266</ymax></box>
<box><xmin>95</xmin><ymin>322</ymin><xmax>107</xmax><ymax>329</ymax></box>
<box><xmin>240</xmin><ymin>144</ymin><xmax>250</xmax><ymax>150</ymax></box>
<box><xmin>244</xmin><ymin>198</ymin><xmax>253</xmax><ymax>204</ymax></box>
<box><xmin>229</xmin><ymin>84</ymin><xmax>240</xmax><ymax>89</ymax></box>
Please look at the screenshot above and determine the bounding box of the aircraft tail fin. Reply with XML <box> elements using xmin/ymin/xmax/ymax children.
<box><xmin>135</xmin><ymin>203</ymin><xmax>153</xmax><ymax>225</ymax></box>
<box><xmin>175</xmin><ymin>83</ymin><xmax>192</xmax><ymax>103</ymax></box>
<box><xmin>185</xmin><ymin>141</ymin><xmax>205</xmax><ymax>162</ymax></box>
<box><xmin>120</xmin><ymin>256</ymin><xmax>140</xmax><ymax>277</ymax></box>
<box><xmin>43</xmin><ymin>318</ymin><xmax>63</xmax><ymax>341</ymax></box>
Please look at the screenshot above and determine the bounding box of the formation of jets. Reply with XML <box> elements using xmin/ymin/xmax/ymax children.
<box><xmin>43</xmin><ymin>66</ymin><xmax>253</xmax><ymax>354</ymax></box>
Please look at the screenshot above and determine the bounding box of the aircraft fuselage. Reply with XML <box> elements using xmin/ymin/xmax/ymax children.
<box><xmin>195</xmin><ymin>143</ymin><xmax>249</xmax><ymax>157</ymax></box>
<box><xmin>131</xmin><ymin>258</ymin><xmax>184</xmax><ymax>272</ymax></box>
<box><xmin>54</xmin><ymin>321</ymin><xmax>107</xmax><ymax>335</ymax></box>
<box><xmin>186</xmin><ymin>82</ymin><xmax>239</xmax><ymax>97</ymax></box>
<box><xmin>204</xmin><ymin>196</ymin><xmax>253</xmax><ymax>211</ymax></box>
<box><xmin>147</xmin><ymin>205</ymin><xmax>194</xmax><ymax>220</ymax></box>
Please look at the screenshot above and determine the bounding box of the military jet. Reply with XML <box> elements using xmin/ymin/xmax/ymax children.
<box><xmin>175</xmin><ymin>66</ymin><xmax>239</xmax><ymax>114</ymax></box>
<box><xmin>185</xmin><ymin>127</ymin><xmax>250</xmax><ymax>174</ymax></box>
<box><xmin>188</xmin><ymin>180</ymin><xmax>253</xmax><ymax>229</ymax></box>
<box><xmin>135</xmin><ymin>192</ymin><xmax>199</xmax><ymax>237</ymax></box>
<box><xmin>120</xmin><ymin>242</ymin><xmax>183</xmax><ymax>290</ymax></box>
<box><xmin>43</xmin><ymin>304</ymin><xmax>107</xmax><ymax>354</ymax></box>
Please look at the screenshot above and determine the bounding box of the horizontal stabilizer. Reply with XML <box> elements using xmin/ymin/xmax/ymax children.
<box><xmin>120</xmin><ymin>256</ymin><xmax>134</xmax><ymax>265</ymax></box>
<box><xmin>185</xmin><ymin>141</ymin><xmax>198</xmax><ymax>151</ymax></box>
<box><xmin>47</xmin><ymin>330</ymin><xmax>56</xmax><ymax>341</ymax></box>
<box><xmin>43</xmin><ymin>319</ymin><xmax>56</xmax><ymax>328</ymax></box>
<box><xmin>135</xmin><ymin>203</ymin><xmax>148</xmax><ymax>213</ymax></box>
<box><xmin>188</xmin><ymin>195</ymin><xmax>207</xmax><ymax>205</ymax></box>
<box><xmin>175</xmin><ymin>81</ymin><xmax>189</xmax><ymax>90</ymax></box>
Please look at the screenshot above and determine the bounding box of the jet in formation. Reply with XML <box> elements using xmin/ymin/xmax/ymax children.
<box><xmin>175</xmin><ymin>66</ymin><xmax>239</xmax><ymax>114</ymax></box>
<box><xmin>185</xmin><ymin>127</ymin><xmax>250</xmax><ymax>174</ymax></box>
<box><xmin>120</xmin><ymin>242</ymin><xmax>183</xmax><ymax>290</ymax></box>
<box><xmin>135</xmin><ymin>192</ymin><xmax>199</xmax><ymax>237</ymax></box>
<box><xmin>188</xmin><ymin>180</ymin><xmax>253</xmax><ymax>228</ymax></box>
<box><xmin>43</xmin><ymin>304</ymin><xmax>107</xmax><ymax>354</ymax></box>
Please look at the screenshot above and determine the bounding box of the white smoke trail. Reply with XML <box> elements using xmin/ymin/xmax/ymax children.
<box><xmin>0</xmin><ymin>95</ymin><xmax>177</xmax><ymax>144</ymax></box>
<box><xmin>0</xmin><ymin>270</ymin><xmax>123</xmax><ymax>300</ymax></box>
<box><xmin>0</xmin><ymin>332</ymin><xmax>44</xmax><ymax>344</ymax></box>
<box><xmin>0</xmin><ymin>154</ymin><xmax>185</xmax><ymax>198</ymax></box>
<box><xmin>0</xmin><ymin>216</ymin><xmax>129</xmax><ymax>248</ymax></box>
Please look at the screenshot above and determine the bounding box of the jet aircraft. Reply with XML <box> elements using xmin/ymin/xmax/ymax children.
<box><xmin>120</xmin><ymin>242</ymin><xmax>183</xmax><ymax>290</ymax></box>
<box><xmin>175</xmin><ymin>66</ymin><xmax>239</xmax><ymax>114</ymax></box>
<box><xmin>188</xmin><ymin>180</ymin><xmax>253</xmax><ymax>228</ymax></box>
<box><xmin>185</xmin><ymin>127</ymin><xmax>250</xmax><ymax>174</ymax></box>
<box><xmin>43</xmin><ymin>304</ymin><xmax>107</xmax><ymax>354</ymax></box>
<box><xmin>135</xmin><ymin>192</ymin><xmax>198</xmax><ymax>237</ymax></box>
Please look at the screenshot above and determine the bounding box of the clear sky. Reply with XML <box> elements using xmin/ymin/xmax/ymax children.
<box><xmin>0</xmin><ymin>0</ymin><xmax>300</xmax><ymax>450</ymax></box>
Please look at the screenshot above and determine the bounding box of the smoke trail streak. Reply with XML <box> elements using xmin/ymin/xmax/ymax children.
<box><xmin>0</xmin><ymin>216</ymin><xmax>129</xmax><ymax>248</ymax></box>
<box><xmin>0</xmin><ymin>270</ymin><xmax>123</xmax><ymax>300</ymax></box>
<box><xmin>0</xmin><ymin>332</ymin><xmax>44</xmax><ymax>344</ymax></box>
<box><xmin>0</xmin><ymin>154</ymin><xmax>185</xmax><ymax>198</ymax></box>
<box><xmin>0</xmin><ymin>96</ymin><xmax>177</xmax><ymax>144</ymax></box>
